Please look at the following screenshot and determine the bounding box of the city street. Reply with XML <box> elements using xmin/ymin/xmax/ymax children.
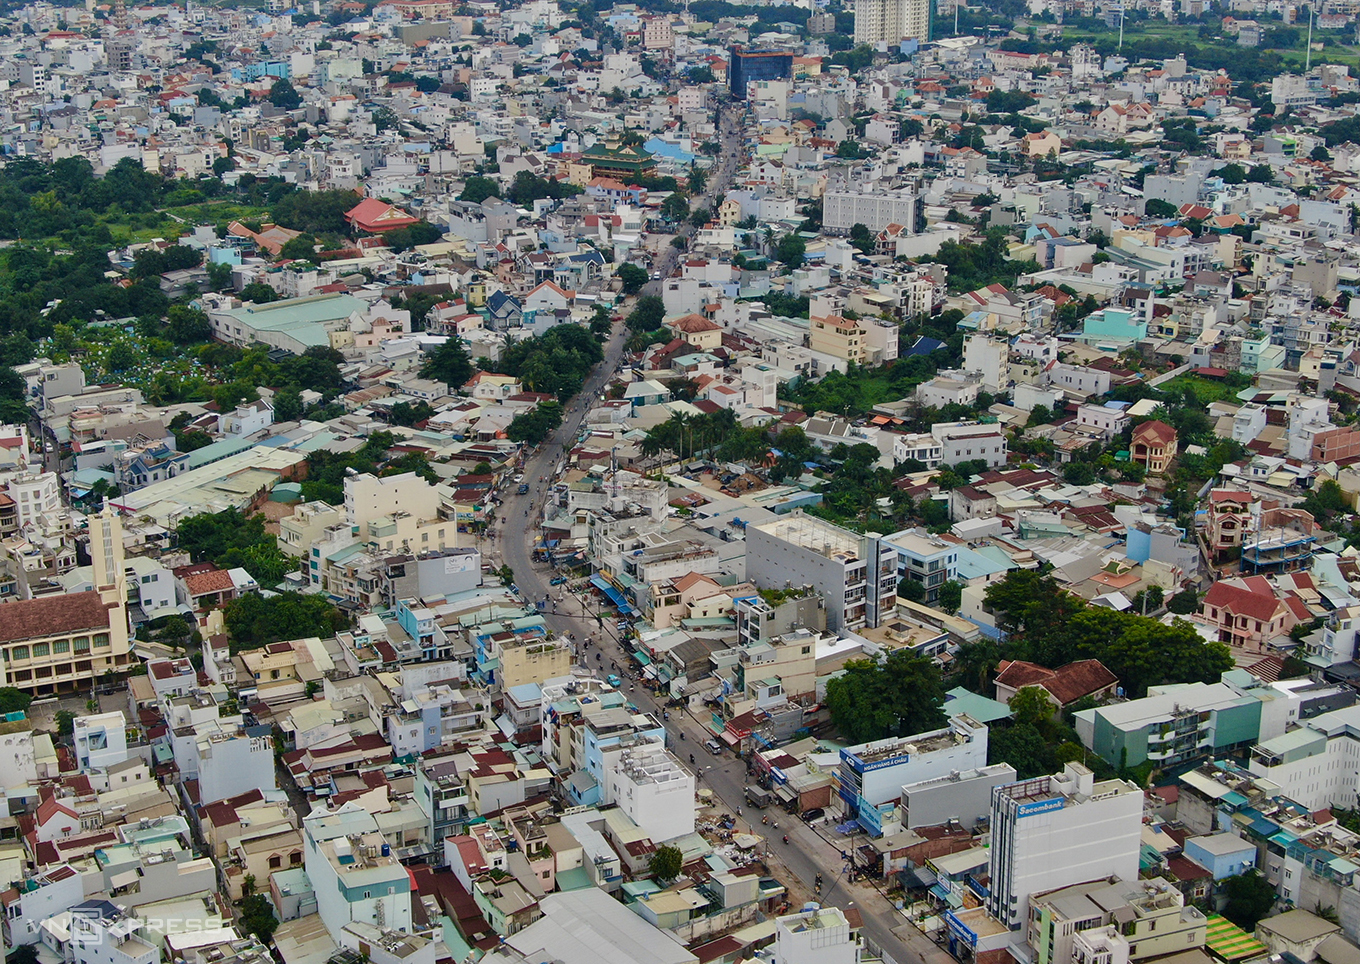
<box><xmin>473</xmin><ymin>103</ymin><xmax>948</xmax><ymax>964</ymax></box>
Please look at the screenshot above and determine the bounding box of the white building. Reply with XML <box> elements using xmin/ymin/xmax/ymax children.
<box><xmin>220</xmin><ymin>400</ymin><xmax>274</xmax><ymax>437</ymax></box>
<box><xmin>1076</xmin><ymin>403</ymin><xmax>1132</xmax><ymax>439</ymax></box>
<box><xmin>603</xmin><ymin>737</ymin><xmax>695</xmax><ymax>842</ymax></box>
<box><xmin>73</xmin><ymin>712</ymin><xmax>129</xmax><ymax>772</ymax></box>
<box><xmin>746</xmin><ymin>513</ymin><xmax>898</xmax><ymax>632</ymax></box>
<box><xmin>1247</xmin><ymin>703</ymin><xmax>1360</xmax><ymax>811</ymax></box>
<box><xmin>893</xmin><ymin>433</ymin><xmax>943</xmax><ymax>468</ymax></box>
<box><xmin>8</xmin><ymin>472</ymin><xmax>60</xmax><ymax>527</ymax></box>
<box><xmin>963</xmin><ymin>335</ymin><xmax>1011</xmax><ymax>393</ymax></box>
<box><xmin>0</xmin><ymin>721</ymin><xmax>35</xmax><ymax>788</ymax></box>
<box><xmin>304</xmin><ymin>803</ymin><xmax>413</xmax><ymax>942</ymax></box>
<box><xmin>1</xmin><ymin>864</ymin><xmax>85</xmax><ymax>947</ymax></box>
<box><xmin>69</xmin><ymin>900</ymin><xmax>158</xmax><ymax>964</ymax></box>
<box><xmin>767</xmin><ymin>906</ymin><xmax>863</xmax><ymax>964</ymax></box>
<box><xmin>839</xmin><ymin>716</ymin><xmax>989</xmax><ymax>835</ymax></box>
<box><xmin>986</xmin><ymin>764</ymin><xmax>1143</xmax><ymax>931</ymax></box>
<box><xmin>931</xmin><ymin>421</ymin><xmax>1008</xmax><ymax>468</ymax></box>
<box><xmin>193</xmin><ymin>724</ymin><xmax>275</xmax><ymax>807</ymax></box>
<box><xmin>823</xmin><ymin>189</ymin><xmax>919</xmax><ymax>234</ymax></box>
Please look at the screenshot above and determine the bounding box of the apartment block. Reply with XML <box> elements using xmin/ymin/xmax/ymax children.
<box><xmin>746</xmin><ymin>513</ymin><xmax>897</xmax><ymax>632</ymax></box>
<box><xmin>985</xmin><ymin>764</ymin><xmax>1142</xmax><ymax>930</ymax></box>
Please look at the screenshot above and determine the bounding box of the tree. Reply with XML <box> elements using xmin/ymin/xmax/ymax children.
<box><xmin>389</xmin><ymin>401</ymin><xmax>434</xmax><ymax>426</ymax></box>
<box><xmin>107</xmin><ymin>341</ymin><xmax>136</xmax><ymax>372</ymax></box>
<box><xmin>775</xmin><ymin>234</ymin><xmax>806</xmax><ymax>270</ymax></box>
<box><xmin>9</xmin><ymin>943</ymin><xmax>40</xmax><ymax>964</ymax></box>
<box><xmin>206</xmin><ymin>261</ymin><xmax>234</xmax><ymax>292</ymax></box>
<box><xmin>507</xmin><ymin>401</ymin><xmax>563</xmax><ymax>445</ymax></box>
<box><xmin>849</xmin><ymin>222</ymin><xmax>874</xmax><ymax>253</ymax></box>
<box><xmin>660</xmin><ymin>192</ymin><xmax>689</xmax><ymax>222</ymax></box>
<box><xmin>897</xmin><ymin>578</ymin><xmax>926</xmax><ymax>603</ymax></box>
<box><xmin>459</xmin><ymin>175</ymin><xmax>501</xmax><ymax>204</ymax></box>
<box><xmin>55</xmin><ymin>710</ymin><xmax>76</xmax><ymax>738</ymax></box>
<box><xmin>649</xmin><ymin>844</ymin><xmax>684</xmax><ymax>882</ymax></box>
<box><xmin>240</xmin><ymin>281</ymin><xmax>280</xmax><ymax>304</ymax></box>
<box><xmin>989</xmin><ymin>721</ymin><xmax>1052</xmax><ymax>778</ymax></box>
<box><xmin>167</xmin><ymin>305</ymin><xmax>211</xmax><ymax>344</ymax></box>
<box><xmin>617</xmin><ymin>263</ymin><xmax>648</xmax><ymax>294</ymax></box>
<box><xmin>1222</xmin><ymin>870</ymin><xmax>1277</xmax><ymax>929</ymax></box>
<box><xmin>1144</xmin><ymin>198</ymin><xmax>1178</xmax><ymax>218</ymax></box>
<box><xmin>278</xmin><ymin>234</ymin><xmax>318</xmax><ymax>261</ymax></box>
<box><xmin>239</xmin><ymin>892</ymin><xmax>279</xmax><ymax>943</ymax></box>
<box><xmin>0</xmin><ymin>688</ymin><xmax>32</xmax><ymax>715</ymax></box>
<box><xmin>824</xmin><ymin>649</ymin><xmax>947</xmax><ymax>744</ymax></box>
<box><xmin>273</xmin><ymin>389</ymin><xmax>304</xmax><ymax>422</ymax></box>
<box><xmin>224</xmin><ymin>592</ymin><xmax>350</xmax><ymax>651</ymax></box>
<box><xmin>421</xmin><ymin>337</ymin><xmax>474</xmax><ymax>389</ymax></box>
<box><xmin>1167</xmin><ymin>588</ymin><xmax>1199</xmax><ymax>614</ymax></box>
<box><xmin>1009</xmin><ymin>687</ymin><xmax>1055</xmax><ymax>726</ymax></box>
<box><xmin>626</xmin><ymin>295</ymin><xmax>666</xmax><ymax>333</ymax></box>
<box><xmin>937</xmin><ymin>579</ymin><xmax>963</xmax><ymax>615</ymax></box>
<box><xmin>268</xmin><ymin>78</ymin><xmax>302</xmax><ymax>110</ymax></box>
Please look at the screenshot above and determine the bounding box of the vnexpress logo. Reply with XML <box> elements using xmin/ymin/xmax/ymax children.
<box><xmin>70</xmin><ymin>908</ymin><xmax>104</xmax><ymax>947</ymax></box>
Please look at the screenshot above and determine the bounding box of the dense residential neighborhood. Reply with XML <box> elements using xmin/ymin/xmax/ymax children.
<box><xmin>10</xmin><ymin>0</ymin><xmax>1360</xmax><ymax>963</ymax></box>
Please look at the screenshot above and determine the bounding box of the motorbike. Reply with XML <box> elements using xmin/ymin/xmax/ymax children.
<box><xmin>783</xmin><ymin>835</ymin><xmax>789</xmax><ymax>845</ymax></box>
<box><xmin>689</xmin><ymin>753</ymin><xmax>695</xmax><ymax>764</ymax></box>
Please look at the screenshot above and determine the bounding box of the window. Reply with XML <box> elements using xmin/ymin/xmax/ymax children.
<box><xmin>32</xmin><ymin>643</ymin><xmax>47</xmax><ymax>658</ymax></box>
<box><xmin>94</xmin><ymin>634</ymin><xmax>109</xmax><ymax>648</ymax></box>
<box><xmin>74</xmin><ymin>637</ymin><xmax>90</xmax><ymax>653</ymax></box>
<box><xmin>54</xmin><ymin>641</ymin><xmax>69</xmax><ymax>654</ymax></box>
<box><xmin>268</xmin><ymin>855</ymin><xmax>282</xmax><ymax>870</ymax></box>
<box><xmin>11</xmin><ymin>646</ymin><xmax>27</xmax><ymax>660</ymax></box>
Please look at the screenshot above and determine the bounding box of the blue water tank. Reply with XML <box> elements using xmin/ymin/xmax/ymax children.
<box><xmin>381</xmin><ymin>843</ymin><xmax>391</xmax><ymax>857</ymax></box>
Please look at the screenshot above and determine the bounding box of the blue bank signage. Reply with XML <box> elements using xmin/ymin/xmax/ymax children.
<box><xmin>1016</xmin><ymin>797</ymin><xmax>1064</xmax><ymax>819</ymax></box>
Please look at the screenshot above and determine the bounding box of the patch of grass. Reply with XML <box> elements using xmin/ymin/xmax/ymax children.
<box><xmin>1157</xmin><ymin>374</ymin><xmax>1243</xmax><ymax>405</ymax></box>
<box><xmin>162</xmin><ymin>201</ymin><xmax>272</xmax><ymax>227</ymax></box>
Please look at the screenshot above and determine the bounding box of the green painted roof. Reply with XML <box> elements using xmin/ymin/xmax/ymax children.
<box><xmin>225</xmin><ymin>293</ymin><xmax>365</xmax><ymax>346</ymax></box>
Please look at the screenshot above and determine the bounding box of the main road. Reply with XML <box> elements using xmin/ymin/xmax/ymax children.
<box><xmin>484</xmin><ymin>103</ymin><xmax>944</xmax><ymax>964</ymax></box>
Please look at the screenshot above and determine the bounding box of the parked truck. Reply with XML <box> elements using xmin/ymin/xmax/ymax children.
<box><xmin>745</xmin><ymin>786</ymin><xmax>773</xmax><ymax>808</ymax></box>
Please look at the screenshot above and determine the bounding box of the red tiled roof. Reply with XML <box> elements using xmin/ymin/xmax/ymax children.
<box><xmin>1133</xmin><ymin>420</ymin><xmax>1177</xmax><ymax>445</ymax></box>
<box><xmin>0</xmin><ymin>592</ymin><xmax>113</xmax><ymax>644</ymax></box>
<box><xmin>994</xmin><ymin>659</ymin><xmax>1118</xmax><ymax>705</ymax></box>
<box><xmin>184</xmin><ymin>569</ymin><xmax>235</xmax><ymax>595</ymax></box>
<box><xmin>1203</xmin><ymin>581</ymin><xmax>1285</xmax><ymax>622</ymax></box>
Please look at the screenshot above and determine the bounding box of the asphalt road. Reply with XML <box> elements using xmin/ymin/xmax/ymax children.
<box><xmin>481</xmin><ymin>104</ymin><xmax>942</xmax><ymax>964</ymax></box>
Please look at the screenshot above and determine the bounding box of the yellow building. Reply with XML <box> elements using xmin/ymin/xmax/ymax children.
<box><xmin>0</xmin><ymin>508</ymin><xmax>131</xmax><ymax>695</ymax></box>
<box><xmin>809</xmin><ymin>314</ymin><xmax>866</xmax><ymax>364</ymax></box>
<box><xmin>497</xmin><ymin>636</ymin><xmax>572</xmax><ymax>691</ymax></box>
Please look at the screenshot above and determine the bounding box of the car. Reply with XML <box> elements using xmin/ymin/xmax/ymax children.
<box><xmin>801</xmin><ymin>808</ymin><xmax>825</xmax><ymax>822</ymax></box>
<box><xmin>513</xmin><ymin>474</ymin><xmax>524</xmax><ymax>483</ymax></box>
<box><xmin>705</xmin><ymin>739</ymin><xmax>723</xmax><ymax>755</ymax></box>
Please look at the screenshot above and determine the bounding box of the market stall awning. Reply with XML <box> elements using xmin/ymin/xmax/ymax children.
<box><xmin>589</xmin><ymin>574</ymin><xmax>636</xmax><ymax>615</ymax></box>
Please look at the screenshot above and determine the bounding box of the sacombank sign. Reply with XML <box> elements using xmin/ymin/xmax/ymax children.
<box><xmin>1016</xmin><ymin>797</ymin><xmax>1064</xmax><ymax>819</ymax></box>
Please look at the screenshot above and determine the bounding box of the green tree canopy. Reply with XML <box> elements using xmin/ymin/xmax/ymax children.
<box><xmin>617</xmin><ymin>263</ymin><xmax>648</xmax><ymax>294</ymax></box>
<box><xmin>1222</xmin><ymin>871</ymin><xmax>1277</xmax><ymax>929</ymax></box>
<box><xmin>224</xmin><ymin>592</ymin><xmax>350</xmax><ymax>651</ymax></box>
<box><xmin>626</xmin><ymin>295</ymin><xmax>666</xmax><ymax>332</ymax></box>
<box><xmin>824</xmin><ymin>649</ymin><xmax>946</xmax><ymax>744</ymax></box>
<box><xmin>268</xmin><ymin>78</ymin><xmax>302</xmax><ymax>110</ymax></box>
<box><xmin>421</xmin><ymin>337</ymin><xmax>474</xmax><ymax>389</ymax></box>
<box><xmin>649</xmin><ymin>844</ymin><xmax>684</xmax><ymax>882</ymax></box>
<box><xmin>457</xmin><ymin>151</ymin><xmax>503</xmax><ymax>185</ymax></box>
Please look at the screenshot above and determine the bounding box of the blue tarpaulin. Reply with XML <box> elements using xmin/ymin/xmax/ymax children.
<box><xmin>590</xmin><ymin>574</ymin><xmax>637</xmax><ymax>615</ymax></box>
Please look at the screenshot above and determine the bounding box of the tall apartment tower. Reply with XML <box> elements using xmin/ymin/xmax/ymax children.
<box><xmin>854</xmin><ymin>0</ymin><xmax>933</xmax><ymax>45</ymax></box>
<box><xmin>986</xmin><ymin>763</ymin><xmax>1142</xmax><ymax>932</ymax></box>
